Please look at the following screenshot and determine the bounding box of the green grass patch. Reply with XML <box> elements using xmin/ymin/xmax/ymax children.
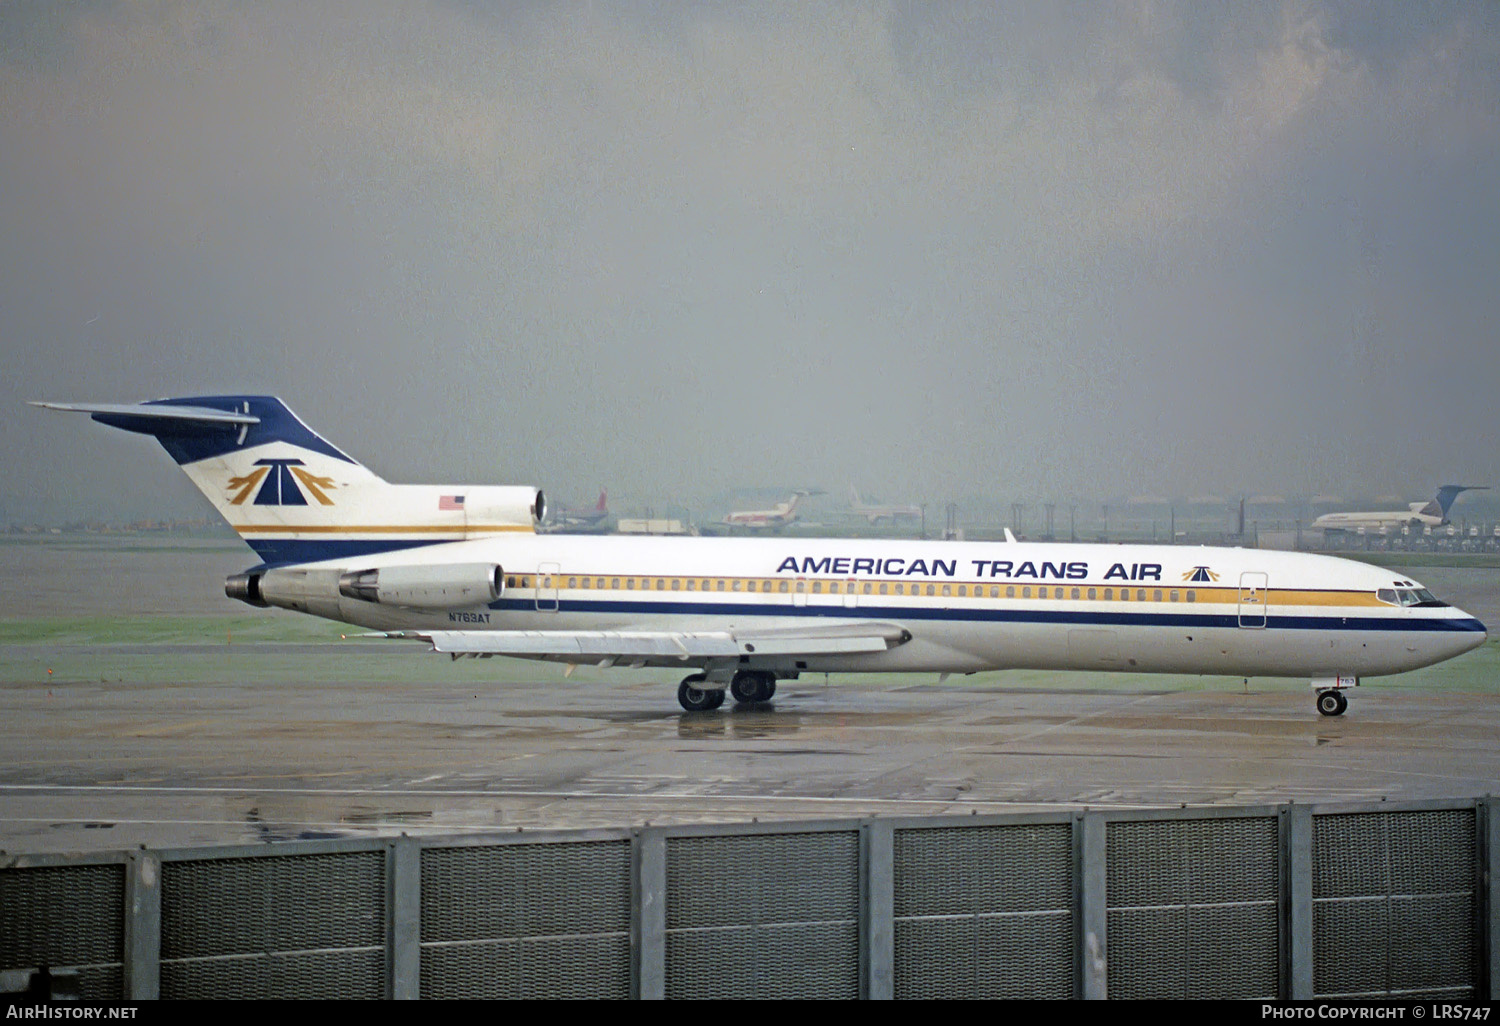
<box><xmin>0</xmin><ymin>536</ymin><xmax>243</xmax><ymax>554</ymax></box>
<box><xmin>0</xmin><ymin>614</ymin><xmax>345</xmax><ymax>646</ymax></box>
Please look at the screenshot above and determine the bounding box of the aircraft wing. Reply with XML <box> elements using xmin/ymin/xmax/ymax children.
<box><xmin>370</xmin><ymin>620</ymin><xmax>911</xmax><ymax>665</ymax></box>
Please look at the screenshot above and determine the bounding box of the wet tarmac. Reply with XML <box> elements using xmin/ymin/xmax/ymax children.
<box><xmin>3</xmin><ymin>668</ymin><xmax>1498</xmax><ymax>854</ymax></box>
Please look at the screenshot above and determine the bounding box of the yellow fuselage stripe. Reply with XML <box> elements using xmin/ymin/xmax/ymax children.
<box><xmin>508</xmin><ymin>573</ymin><xmax>1387</xmax><ymax>609</ymax></box>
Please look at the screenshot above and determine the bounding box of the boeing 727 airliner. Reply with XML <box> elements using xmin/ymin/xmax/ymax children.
<box><xmin>33</xmin><ymin>396</ymin><xmax>1487</xmax><ymax>715</ymax></box>
<box><xmin>1312</xmin><ymin>485</ymin><xmax>1488</xmax><ymax>532</ymax></box>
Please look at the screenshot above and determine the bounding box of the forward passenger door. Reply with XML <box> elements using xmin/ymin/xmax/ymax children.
<box><xmin>1237</xmin><ymin>571</ymin><xmax>1268</xmax><ymax>628</ymax></box>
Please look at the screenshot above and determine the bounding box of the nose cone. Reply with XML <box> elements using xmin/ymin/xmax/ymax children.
<box><xmin>1450</xmin><ymin>607</ymin><xmax>1488</xmax><ymax>656</ymax></box>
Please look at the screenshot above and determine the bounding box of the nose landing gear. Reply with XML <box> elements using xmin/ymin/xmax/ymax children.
<box><xmin>1316</xmin><ymin>689</ymin><xmax>1349</xmax><ymax>717</ymax></box>
<box><xmin>1312</xmin><ymin>675</ymin><xmax>1357</xmax><ymax>717</ymax></box>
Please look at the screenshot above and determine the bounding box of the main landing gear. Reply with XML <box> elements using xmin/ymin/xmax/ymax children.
<box><xmin>1316</xmin><ymin>690</ymin><xmax>1348</xmax><ymax>717</ymax></box>
<box><xmin>730</xmin><ymin>669</ymin><xmax>776</xmax><ymax>706</ymax></box>
<box><xmin>677</xmin><ymin>670</ymin><xmax>777</xmax><ymax>711</ymax></box>
<box><xmin>677</xmin><ymin>674</ymin><xmax>725</xmax><ymax>712</ymax></box>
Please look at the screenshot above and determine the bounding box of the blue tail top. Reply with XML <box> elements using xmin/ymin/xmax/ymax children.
<box><xmin>1432</xmin><ymin>485</ymin><xmax>1487</xmax><ymax>518</ymax></box>
<box><xmin>86</xmin><ymin>396</ymin><xmax>360</xmax><ymax>466</ymax></box>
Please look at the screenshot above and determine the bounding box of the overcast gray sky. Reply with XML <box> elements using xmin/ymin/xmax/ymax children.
<box><xmin>2</xmin><ymin>1</ymin><xmax>1497</xmax><ymax>525</ymax></box>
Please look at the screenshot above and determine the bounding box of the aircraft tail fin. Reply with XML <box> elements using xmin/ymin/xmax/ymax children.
<box><xmin>32</xmin><ymin>395</ymin><xmax>543</xmax><ymax>564</ymax></box>
<box><xmin>1428</xmin><ymin>484</ymin><xmax>1488</xmax><ymax>520</ymax></box>
<box><xmin>596</xmin><ymin>489</ymin><xmax>608</xmax><ymax>512</ymax></box>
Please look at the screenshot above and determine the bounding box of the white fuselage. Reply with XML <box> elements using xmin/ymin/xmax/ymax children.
<box><xmin>1312</xmin><ymin>510</ymin><xmax>1441</xmax><ymax>531</ymax></box>
<box><xmin>290</xmin><ymin>535</ymin><xmax>1487</xmax><ymax>680</ymax></box>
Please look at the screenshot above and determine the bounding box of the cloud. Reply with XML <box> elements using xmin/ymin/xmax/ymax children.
<box><xmin>1</xmin><ymin>1</ymin><xmax>1497</xmax><ymax>523</ymax></box>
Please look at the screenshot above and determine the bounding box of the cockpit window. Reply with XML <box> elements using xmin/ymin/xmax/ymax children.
<box><xmin>1378</xmin><ymin>584</ymin><xmax>1448</xmax><ymax>607</ymax></box>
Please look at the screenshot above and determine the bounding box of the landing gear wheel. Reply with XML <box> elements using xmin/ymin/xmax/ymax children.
<box><xmin>679</xmin><ymin>674</ymin><xmax>722</xmax><ymax>712</ymax></box>
<box><xmin>1316</xmin><ymin>690</ymin><xmax>1348</xmax><ymax>717</ymax></box>
<box><xmin>731</xmin><ymin>670</ymin><xmax>776</xmax><ymax>705</ymax></box>
<box><xmin>730</xmin><ymin>672</ymin><xmax>758</xmax><ymax>704</ymax></box>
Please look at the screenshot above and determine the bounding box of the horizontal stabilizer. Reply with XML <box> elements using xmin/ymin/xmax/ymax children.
<box><xmin>29</xmin><ymin>400</ymin><xmax>259</xmax><ymax>429</ymax></box>
<box><xmin>29</xmin><ymin>395</ymin><xmax>358</xmax><ymax>466</ymax></box>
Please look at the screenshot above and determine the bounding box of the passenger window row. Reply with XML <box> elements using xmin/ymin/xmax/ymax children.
<box><xmin>502</xmin><ymin>575</ymin><xmax>1196</xmax><ymax>603</ymax></box>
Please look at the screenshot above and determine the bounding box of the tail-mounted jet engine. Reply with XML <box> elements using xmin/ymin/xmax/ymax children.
<box><xmin>224</xmin><ymin>571</ymin><xmax>269</xmax><ymax>608</ymax></box>
<box><xmin>227</xmin><ymin>562</ymin><xmax>503</xmax><ymax>614</ymax></box>
<box><xmin>336</xmin><ymin>563</ymin><xmax>504</xmax><ymax>610</ymax></box>
<box><xmin>452</xmin><ymin>486</ymin><xmax>546</xmax><ymax>530</ymax></box>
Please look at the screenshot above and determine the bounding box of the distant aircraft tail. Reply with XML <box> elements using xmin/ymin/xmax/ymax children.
<box><xmin>596</xmin><ymin>489</ymin><xmax>609</xmax><ymax>512</ymax></box>
<box><xmin>31</xmin><ymin>395</ymin><xmax>543</xmax><ymax>565</ymax></box>
<box><xmin>1420</xmin><ymin>485</ymin><xmax>1488</xmax><ymax>521</ymax></box>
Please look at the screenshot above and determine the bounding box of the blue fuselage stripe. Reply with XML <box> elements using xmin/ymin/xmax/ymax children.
<box><xmin>246</xmin><ymin>538</ymin><xmax>445</xmax><ymax>565</ymax></box>
<box><xmin>481</xmin><ymin>597</ymin><xmax>1485</xmax><ymax>634</ymax></box>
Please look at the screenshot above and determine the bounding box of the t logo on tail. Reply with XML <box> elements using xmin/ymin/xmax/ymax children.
<box><xmin>228</xmin><ymin>458</ymin><xmax>337</xmax><ymax>506</ymax></box>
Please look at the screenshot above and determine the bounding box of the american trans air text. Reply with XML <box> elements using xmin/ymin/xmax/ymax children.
<box><xmin>775</xmin><ymin>555</ymin><xmax>1162</xmax><ymax>581</ymax></box>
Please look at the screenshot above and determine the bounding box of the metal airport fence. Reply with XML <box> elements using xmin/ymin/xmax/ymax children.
<box><xmin>2</xmin><ymin>798</ymin><xmax>1495</xmax><ymax>1000</ymax></box>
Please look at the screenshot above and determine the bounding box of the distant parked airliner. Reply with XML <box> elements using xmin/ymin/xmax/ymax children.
<box><xmin>1312</xmin><ymin>485</ymin><xmax>1487</xmax><ymax>532</ymax></box>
